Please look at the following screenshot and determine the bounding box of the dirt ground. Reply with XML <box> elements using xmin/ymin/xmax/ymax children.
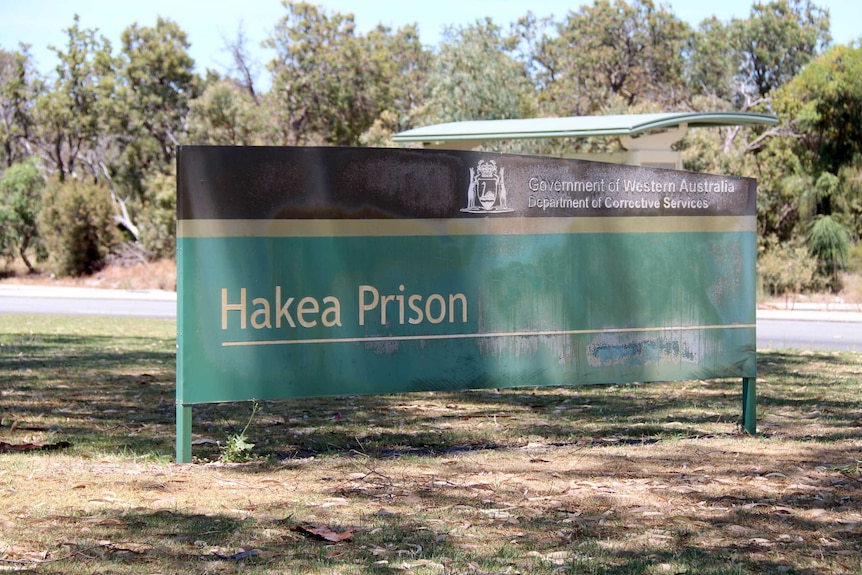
<box><xmin>0</xmin><ymin>259</ymin><xmax>177</xmax><ymax>291</ymax></box>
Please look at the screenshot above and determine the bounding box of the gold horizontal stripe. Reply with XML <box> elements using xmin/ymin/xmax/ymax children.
<box><xmin>221</xmin><ymin>323</ymin><xmax>756</xmax><ymax>348</ymax></box>
<box><xmin>179</xmin><ymin>216</ymin><xmax>755</xmax><ymax>238</ymax></box>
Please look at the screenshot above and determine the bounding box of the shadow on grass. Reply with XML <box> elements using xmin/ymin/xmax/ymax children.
<box><xmin>1</xmin><ymin>330</ymin><xmax>177</xmax><ymax>455</ymax></box>
<box><xmin>37</xmin><ymin>493</ymin><xmax>857</xmax><ymax>575</ymax></box>
<box><xmin>2</xmin><ymin>327</ymin><xmax>860</xmax><ymax>462</ymax></box>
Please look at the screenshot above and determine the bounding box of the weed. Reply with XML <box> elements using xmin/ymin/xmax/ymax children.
<box><xmin>830</xmin><ymin>461</ymin><xmax>862</xmax><ymax>476</ymax></box>
<box><xmin>220</xmin><ymin>400</ymin><xmax>259</xmax><ymax>462</ymax></box>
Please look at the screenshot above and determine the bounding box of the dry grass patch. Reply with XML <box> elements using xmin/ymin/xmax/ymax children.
<box><xmin>1</xmin><ymin>314</ymin><xmax>860</xmax><ymax>574</ymax></box>
<box><xmin>0</xmin><ymin>259</ymin><xmax>176</xmax><ymax>291</ymax></box>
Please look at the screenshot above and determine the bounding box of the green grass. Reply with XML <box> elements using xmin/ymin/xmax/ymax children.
<box><xmin>1</xmin><ymin>313</ymin><xmax>861</xmax><ymax>574</ymax></box>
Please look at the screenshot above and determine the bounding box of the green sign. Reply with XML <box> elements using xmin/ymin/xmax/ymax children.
<box><xmin>176</xmin><ymin>147</ymin><xmax>756</xmax><ymax>462</ymax></box>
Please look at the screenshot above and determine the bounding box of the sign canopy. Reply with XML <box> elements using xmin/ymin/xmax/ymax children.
<box><xmin>391</xmin><ymin>112</ymin><xmax>779</xmax><ymax>146</ymax></box>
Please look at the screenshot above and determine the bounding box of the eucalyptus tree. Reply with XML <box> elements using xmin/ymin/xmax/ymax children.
<box><xmin>730</xmin><ymin>0</ymin><xmax>831</xmax><ymax>107</ymax></box>
<box><xmin>117</xmin><ymin>16</ymin><xmax>199</xmax><ymax>192</ymax></box>
<box><xmin>685</xmin><ymin>17</ymin><xmax>737</xmax><ymax>102</ymax></box>
<box><xmin>422</xmin><ymin>18</ymin><xmax>533</xmax><ymax>126</ymax></box>
<box><xmin>31</xmin><ymin>15</ymin><xmax>118</xmax><ymax>182</ymax></box>
<box><xmin>775</xmin><ymin>44</ymin><xmax>862</xmax><ymax>179</ymax></box>
<box><xmin>222</xmin><ymin>23</ymin><xmax>262</xmax><ymax>105</ymax></box>
<box><xmin>682</xmin><ymin>0</ymin><xmax>833</xmax><ymax>215</ymax></box>
<box><xmin>518</xmin><ymin>0</ymin><xmax>691</xmax><ymax>117</ymax></box>
<box><xmin>358</xmin><ymin>22</ymin><xmax>429</xmax><ymax>145</ymax></box>
<box><xmin>265</xmin><ymin>1</ymin><xmax>427</xmax><ymax>146</ymax></box>
<box><xmin>0</xmin><ymin>47</ymin><xmax>37</xmax><ymax>168</ymax></box>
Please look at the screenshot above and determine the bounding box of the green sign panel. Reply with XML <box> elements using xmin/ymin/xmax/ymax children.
<box><xmin>176</xmin><ymin>146</ymin><xmax>757</xmax><ymax>462</ymax></box>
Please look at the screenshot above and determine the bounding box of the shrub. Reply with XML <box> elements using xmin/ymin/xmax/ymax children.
<box><xmin>0</xmin><ymin>159</ymin><xmax>45</xmax><ymax>272</ymax></box>
<box><xmin>135</xmin><ymin>169</ymin><xmax>176</xmax><ymax>261</ymax></box>
<box><xmin>758</xmin><ymin>235</ymin><xmax>817</xmax><ymax>298</ymax></box>
<box><xmin>848</xmin><ymin>241</ymin><xmax>862</xmax><ymax>273</ymax></box>
<box><xmin>39</xmin><ymin>178</ymin><xmax>119</xmax><ymax>276</ymax></box>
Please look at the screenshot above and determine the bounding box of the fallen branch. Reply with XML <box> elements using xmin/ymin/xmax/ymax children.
<box><xmin>0</xmin><ymin>441</ymin><xmax>72</xmax><ymax>453</ymax></box>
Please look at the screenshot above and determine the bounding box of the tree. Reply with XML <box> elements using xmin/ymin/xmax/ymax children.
<box><xmin>749</xmin><ymin>44</ymin><xmax>860</xmax><ymax>289</ymax></box>
<box><xmin>422</xmin><ymin>18</ymin><xmax>533</xmax><ymax>125</ymax></box>
<box><xmin>0</xmin><ymin>159</ymin><xmax>44</xmax><ymax>272</ymax></box>
<box><xmin>764</xmin><ymin>45</ymin><xmax>862</xmax><ymax>238</ymax></box>
<box><xmin>358</xmin><ymin>22</ymin><xmax>429</xmax><ymax>145</ymax></box>
<box><xmin>730</xmin><ymin>0</ymin><xmax>831</xmax><ymax>106</ymax></box>
<box><xmin>521</xmin><ymin>0</ymin><xmax>691</xmax><ymax>117</ymax></box>
<box><xmin>684</xmin><ymin>0</ymin><xmax>833</xmax><ymax>207</ymax></box>
<box><xmin>32</xmin><ymin>15</ymin><xmax>118</xmax><ymax>182</ymax></box>
<box><xmin>136</xmin><ymin>167</ymin><xmax>177</xmax><ymax>261</ymax></box>
<box><xmin>265</xmin><ymin>1</ymin><xmax>427</xmax><ymax>146</ymax></box>
<box><xmin>222</xmin><ymin>22</ymin><xmax>262</xmax><ymax>105</ymax></box>
<box><xmin>118</xmin><ymin>16</ymin><xmax>198</xmax><ymax>191</ymax></box>
<box><xmin>685</xmin><ymin>18</ymin><xmax>737</xmax><ymax>101</ymax></box>
<box><xmin>0</xmin><ymin>47</ymin><xmax>36</xmax><ymax>168</ymax></box>
<box><xmin>186</xmin><ymin>81</ymin><xmax>264</xmax><ymax>145</ymax></box>
<box><xmin>776</xmin><ymin>44</ymin><xmax>862</xmax><ymax>176</ymax></box>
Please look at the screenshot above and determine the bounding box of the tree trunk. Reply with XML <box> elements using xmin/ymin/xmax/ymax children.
<box><xmin>19</xmin><ymin>240</ymin><xmax>35</xmax><ymax>274</ymax></box>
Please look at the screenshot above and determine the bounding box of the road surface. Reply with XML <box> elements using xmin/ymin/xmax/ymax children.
<box><xmin>756</xmin><ymin>307</ymin><xmax>861</xmax><ymax>353</ymax></box>
<box><xmin>0</xmin><ymin>285</ymin><xmax>175</xmax><ymax>319</ymax></box>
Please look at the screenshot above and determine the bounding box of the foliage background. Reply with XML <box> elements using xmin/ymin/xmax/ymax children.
<box><xmin>0</xmin><ymin>0</ymin><xmax>860</xmax><ymax>293</ymax></box>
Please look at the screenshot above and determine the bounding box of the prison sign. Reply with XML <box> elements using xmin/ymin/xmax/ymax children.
<box><xmin>176</xmin><ymin>146</ymin><xmax>757</xmax><ymax>462</ymax></box>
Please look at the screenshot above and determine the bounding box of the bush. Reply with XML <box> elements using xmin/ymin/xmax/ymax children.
<box><xmin>758</xmin><ymin>235</ymin><xmax>817</xmax><ymax>298</ymax></box>
<box><xmin>848</xmin><ymin>241</ymin><xmax>862</xmax><ymax>273</ymax></box>
<box><xmin>39</xmin><ymin>178</ymin><xmax>119</xmax><ymax>276</ymax></box>
<box><xmin>135</xmin><ymin>169</ymin><xmax>176</xmax><ymax>261</ymax></box>
<box><xmin>0</xmin><ymin>159</ymin><xmax>45</xmax><ymax>272</ymax></box>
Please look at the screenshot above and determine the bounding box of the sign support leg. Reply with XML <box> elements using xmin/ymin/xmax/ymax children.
<box><xmin>176</xmin><ymin>404</ymin><xmax>192</xmax><ymax>463</ymax></box>
<box><xmin>741</xmin><ymin>377</ymin><xmax>756</xmax><ymax>435</ymax></box>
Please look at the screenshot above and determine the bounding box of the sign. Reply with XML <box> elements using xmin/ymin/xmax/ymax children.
<box><xmin>176</xmin><ymin>146</ymin><xmax>757</xmax><ymax>462</ymax></box>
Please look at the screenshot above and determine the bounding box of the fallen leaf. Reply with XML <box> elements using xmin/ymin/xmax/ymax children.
<box><xmin>292</xmin><ymin>524</ymin><xmax>355</xmax><ymax>542</ymax></box>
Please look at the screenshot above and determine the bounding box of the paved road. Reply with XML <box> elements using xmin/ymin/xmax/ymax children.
<box><xmin>1</xmin><ymin>285</ymin><xmax>860</xmax><ymax>352</ymax></box>
<box><xmin>757</xmin><ymin>320</ymin><xmax>861</xmax><ymax>352</ymax></box>
<box><xmin>0</xmin><ymin>285</ymin><xmax>176</xmax><ymax>319</ymax></box>
<box><xmin>756</xmin><ymin>307</ymin><xmax>862</xmax><ymax>352</ymax></box>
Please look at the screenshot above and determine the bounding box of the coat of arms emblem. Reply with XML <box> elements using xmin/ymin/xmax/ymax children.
<box><xmin>462</xmin><ymin>160</ymin><xmax>513</xmax><ymax>213</ymax></box>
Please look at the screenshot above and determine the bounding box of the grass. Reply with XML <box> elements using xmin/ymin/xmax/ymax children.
<box><xmin>1</xmin><ymin>313</ymin><xmax>861</xmax><ymax>574</ymax></box>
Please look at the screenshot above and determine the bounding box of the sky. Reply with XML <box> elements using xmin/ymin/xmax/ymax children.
<box><xmin>1</xmin><ymin>0</ymin><xmax>859</xmax><ymax>84</ymax></box>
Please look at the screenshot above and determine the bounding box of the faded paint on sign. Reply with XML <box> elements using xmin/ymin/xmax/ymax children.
<box><xmin>177</xmin><ymin>146</ymin><xmax>756</xmax><ymax>404</ymax></box>
<box><xmin>586</xmin><ymin>331</ymin><xmax>700</xmax><ymax>368</ymax></box>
